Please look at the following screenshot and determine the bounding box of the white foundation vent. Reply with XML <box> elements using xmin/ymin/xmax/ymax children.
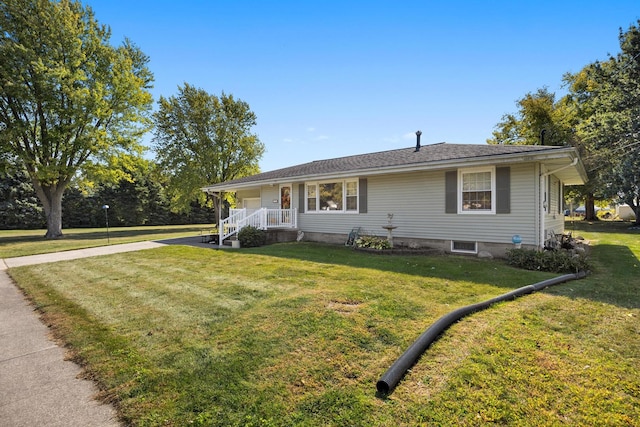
<box><xmin>451</xmin><ymin>240</ymin><xmax>478</xmax><ymax>254</ymax></box>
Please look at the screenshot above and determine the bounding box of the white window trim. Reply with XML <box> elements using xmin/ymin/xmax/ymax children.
<box><xmin>458</xmin><ymin>166</ymin><xmax>496</xmax><ymax>215</ymax></box>
<box><xmin>305</xmin><ymin>179</ymin><xmax>359</xmax><ymax>213</ymax></box>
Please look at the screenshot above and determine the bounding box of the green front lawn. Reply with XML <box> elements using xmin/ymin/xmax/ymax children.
<box><xmin>8</xmin><ymin>224</ymin><xmax>640</xmax><ymax>426</ymax></box>
<box><xmin>0</xmin><ymin>225</ymin><xmax>214</xmax><ymax>258</ymax></box>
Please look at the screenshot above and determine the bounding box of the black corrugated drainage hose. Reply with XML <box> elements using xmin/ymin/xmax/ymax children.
<box><xmin>376</xmin><ymin>271</ymin><xmax>588</xmax><ymax>395</ymax></box>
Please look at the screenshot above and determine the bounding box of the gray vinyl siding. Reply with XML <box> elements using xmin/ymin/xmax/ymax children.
<box><xmin>260</xmin><ymin>186</ymin><xmax>280</xmax><ymax>209</ymax></box>
<box><xmin>236</xmin><ymin>189</ymin><xmax>260</xmax><ymax>201</ymax></box>
<box><xmin>298</xmin><ymin>164</ymin><xmax>539</xmax><ymax>246</ymax></box>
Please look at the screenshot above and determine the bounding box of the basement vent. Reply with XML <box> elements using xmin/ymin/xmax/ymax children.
<box><xmin>451</xmin><ymin>240</ymin><xmax>477</xmax><ymax>254</ymax></box>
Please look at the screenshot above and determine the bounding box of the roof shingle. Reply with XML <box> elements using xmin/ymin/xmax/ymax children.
<box><xmin>204</xmin><ymin>143</ymin><xmax>572</xmax><ymax>190</ymax></box>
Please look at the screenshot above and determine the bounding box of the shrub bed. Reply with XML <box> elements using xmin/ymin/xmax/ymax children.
<box><xmin>506</xmin><ymin>248</ymin><xmax>590</xmax><ymax>273</ymax></box>
<box><xmin>354</xmin><ymin>235</ymin><xmax>391</xmax><ymax>250</ymax></box>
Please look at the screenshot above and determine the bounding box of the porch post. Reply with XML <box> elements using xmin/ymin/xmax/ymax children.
<box><xmin>217</xmin><ymin>192</ymin><xmax>223</xmax><ymax>245</ymax></box>
<box><xmin>538</xmin><ymin>167</ymin><xmax>545</xmax><ymax>249</ymax></box>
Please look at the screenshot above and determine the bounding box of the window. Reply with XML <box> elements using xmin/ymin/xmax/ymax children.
<box><xmin>306</xmin><ymin>180</ymin><xmax>358</xmax><ymax>212</ymax></box>
<box><xmin>319</xmin><ymin>182</ymin><xmax>343</xmax><ymax>210</ymax></box>
<box><xmin>306</xmin><ymin>184</ymin><xmax>317</xmax><ymax>211</ymax></box>
<box><xmin>346</xmin><ymin>181</ymin><xmax>358</xmax><ymax>211</ymax></box>
<box><xmin>451</xmin><ymin>240</ymin><xmax>478</xmax><ymax>254</ymax></box>
<box><xmin>546</xmin><ymin>176</ymin><xmax>551</xmax><ymax>214</ymax></box>
<box><xmin>459</xmin><ymin>167</ymin><xmax>495</xmax><ymax>214</ymax></box>
<box><xmin>546</xmin><ymin>176</ymin><xmax>563</xmax><ymax>215</ymax></box>
<box><xmin>558</xmin><ymin>181</ymin><xmax>563</xmax><ymax>214</ymax></box>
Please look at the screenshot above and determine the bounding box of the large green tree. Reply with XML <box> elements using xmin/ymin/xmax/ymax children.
<box><xmin>152</xmin><ymin>83</ymin><xmax>264</xmax><ymax>224</ymax></box>
<box><xmin>0</xmin><ymin>0</ymin><xmax>153</xmax><ymax>238</ymax></box>
<box><xmin>488</xmin><ymin>88</ymin><xmax>604</xmax><ymax>220</ymax></box>
<box><xmin>487</xmin><ymin>87</ymin><xmax>575</xmax><ymax>147</ymax></box>
<box><xmin>487</xmin><ymin>88</ymin><xmax>601</xmax><ymax>219</ymax></box>
<box><xmin>565</xmin><ymin>20</ymin><xmax>640</xmax><ymax>224</ymax></box>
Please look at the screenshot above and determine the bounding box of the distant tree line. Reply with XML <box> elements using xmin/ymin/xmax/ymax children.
<box><xmin>0</xmin><ymin>163</ymin><xmax>214</xmax><ymax>230</ymax></box>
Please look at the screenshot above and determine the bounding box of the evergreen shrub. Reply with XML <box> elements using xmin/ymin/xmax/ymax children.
<box><xmin>506</xmin><ymin>248</ymin><xmax>590</xmax><ymax>273</ymax></box>
<box><xmin>238</xmin><ymin>226</ymin><xmax>267</xmax><ymax>247</ymax></box>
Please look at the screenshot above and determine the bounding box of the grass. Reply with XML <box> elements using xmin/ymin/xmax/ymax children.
<box><xmin>7</xmin><ymin>222</ymin><xmax>640</xmax><ymax>426</ymax></box>
<box><xmin>0</xmin><ymin>224</ymin><xmax>215</xmax><ymax>258</ymax></box>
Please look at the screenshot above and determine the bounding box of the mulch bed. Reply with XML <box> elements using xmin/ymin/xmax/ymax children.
<box><xmin>353</xmin><ymin>246</ymin><xmax>443</xmax><ymax>256</ymax></box>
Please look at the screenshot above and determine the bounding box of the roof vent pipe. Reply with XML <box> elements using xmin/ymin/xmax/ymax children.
<box><xmin>415</xmin><ymin>130</ymin><xmax>422</xmax><ymax>152</ymax></box>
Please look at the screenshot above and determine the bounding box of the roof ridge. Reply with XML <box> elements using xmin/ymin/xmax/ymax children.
<box><xmin>309</xmin><ymin>142</ymin><xmax>450</xmax><ymax>164</ymax></box>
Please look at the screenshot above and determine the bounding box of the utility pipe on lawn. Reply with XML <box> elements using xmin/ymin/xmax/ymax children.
<box><xmin>376</xmin><ymin>271</ymin><xmax>587</xmax><ymax>395</ymax></box>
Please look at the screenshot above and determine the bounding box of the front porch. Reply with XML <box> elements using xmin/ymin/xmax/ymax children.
<box><xmin>219</xmin><ymin>208</ymin><xmax>298</xmax><ymax>243</ymax></box>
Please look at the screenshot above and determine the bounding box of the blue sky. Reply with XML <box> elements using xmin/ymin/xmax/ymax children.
<box><xmin>84</xmin><ymin>0</ymin><xmax>639</xmax><ymax>172</ymax></box>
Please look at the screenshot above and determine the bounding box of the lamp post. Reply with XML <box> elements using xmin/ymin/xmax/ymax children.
<box><xmin>102</xmin><ymin>204</ymin><xmax>110</xmax><ymax>244</ymax></box>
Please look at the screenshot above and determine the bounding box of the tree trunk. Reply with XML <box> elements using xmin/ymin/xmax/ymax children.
<box><xmin>630</xmin><ymin>199</ymin><xmax>640</xmax><ymax>225</ymax></box>
<box><xmin>211</xmin><ymin>192</ymin><xmax>221</xmax><ymax>228</ymax></box>
<box><xmin>584</xmin><ymin>192</ymin><xmax>598</xmax><ymax>221</ymax></box>
<box><xmin>31</xmin><ymin>181</ymin><xmax>66</xmax><ymax>239</ymax></box>
<box><xmin>45</xmin><ymin>190</ymin><xmax>64</xmax><ymax>238</ymax></box>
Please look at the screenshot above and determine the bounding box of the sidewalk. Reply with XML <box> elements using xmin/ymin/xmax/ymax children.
<box><xmin>1</xmin><ymin>241</ymin><xmax>166</xmax><ymax>270</ymax></box>
<box><xmin>0</xmin><ymin>241</ymin><xmax>167</xmax><ymax>427</ymax></box>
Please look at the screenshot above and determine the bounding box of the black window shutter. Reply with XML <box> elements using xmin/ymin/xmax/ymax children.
<box><xmin>359</xmin><ymin>178</ymin><xmax>367</xmax><ymax>213</ymax></box>
<box><xmin>298</xmin><ymin>184</ymin><xmax>305</xmax><ymax>213</ymax></box>
<box><xmin>445</xmin><ymin>171</ymin><xmax>457</xmax><ymax>213</ymax></box>
<box><xmin>496</xmin><ymin>167</ymin><xmax>510</xmax><ymax>214</ymax></box>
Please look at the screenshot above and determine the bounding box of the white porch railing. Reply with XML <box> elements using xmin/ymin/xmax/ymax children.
<box><xmin>219</xmin><ymin>208</ymin><xmax>297</xmax><ymax>243</ymax></box>
<box><xmin>219</xmin><ymin>208</ymin><xmax>247</xmax><ymax>242</ymax></box>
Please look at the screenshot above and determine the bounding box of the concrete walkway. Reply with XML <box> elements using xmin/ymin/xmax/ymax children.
<box><xmin>0</xmin><ymin>241</ymin><xmax>171</xmax><ymax>427</ymax></box>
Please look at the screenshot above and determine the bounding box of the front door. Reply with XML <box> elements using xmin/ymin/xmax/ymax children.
<box><xmin>280</xmin><ymin>184</ymin><xmax>292</xmax><ymax>224</ymax></box>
